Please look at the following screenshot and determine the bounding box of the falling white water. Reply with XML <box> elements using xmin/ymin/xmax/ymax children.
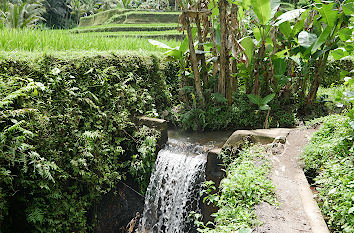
<box><xmin>138</xmin><ymin>139</ymin><xmax>207</xmax><ymax>233</ymax></box>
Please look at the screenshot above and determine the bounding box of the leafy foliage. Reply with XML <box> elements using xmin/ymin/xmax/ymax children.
<box><xmin>302</xmin><ymin>115</ymin><xmax>353</xmax><ymax>232</ymax></box>
<box><xmin>167</xmin><ymin>91</ymin><xmax>296</xmax><ymax>131</ymax></box>
<box><xmin>0</xmin><ymin>53</ymin><xmax>170</xmax><ymax>232</ymax></box>
<box><xmin>196</xmin><ymin>145</ymin><xmax>275</xmax><ymax>232</ymax></box>
<box><xmin>0</xmin><ymin>0</ymin><xmax>45</xmax><ymax>28</ymax></box>
<box><xmin>130</xmin><ymin>126</ymin><xmax>160</xmax><ymax>194</ymax></box>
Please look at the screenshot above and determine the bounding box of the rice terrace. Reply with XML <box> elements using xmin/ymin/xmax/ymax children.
<box><xmin>0</xmin><ymin>0</ymin><xmax>353</xmax><ymax>232</ymax></box>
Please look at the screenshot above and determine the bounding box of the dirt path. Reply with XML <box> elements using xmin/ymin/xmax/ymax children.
<box><xmin>254</xmin><ymin>128</ymin><xmax>329</xmax><ymax>233</ymax></box>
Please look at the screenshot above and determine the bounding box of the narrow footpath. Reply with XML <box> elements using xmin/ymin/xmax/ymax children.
<box><xmin>254</xmin><ymin>128</ymin><xmax>329</xmax><ymax>233</ymax></box>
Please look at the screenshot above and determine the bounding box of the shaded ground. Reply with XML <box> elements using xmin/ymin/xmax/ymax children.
<box><xmin>254</xmin><ymin>128</ymin><xmax>319</xmax><ymax>233</ymax></box>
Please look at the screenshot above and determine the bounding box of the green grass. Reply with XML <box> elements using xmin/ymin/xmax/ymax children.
<box><xmin>71</xmin><ymin>23</ymin><xmax>178</xmax><ymax>33</ymax></box>
<box><xmin>0</xmin><ymin>28</ymin><xmax>180</xmax><ymax>52</ymax></box>
<box><xmin>82</xmin><ymin>30</ymin><xmax>185</xmax><ymax>40</ymax></box>
<box><xmin>86</xmin><ymin>30</ymin><xmax>181</xmax><ymax>36</ymax></box>
<box><xmin>76</xmin><ymin>23</ymin><xmax>179</xmax><ymax>30</ymax></box>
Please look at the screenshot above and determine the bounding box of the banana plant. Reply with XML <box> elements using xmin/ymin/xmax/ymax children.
<box><xmin>247</xmin><ymin>93</ymin><xmax>275</xmax><ymax>128</ymax></box>
<box><xmin>303</xmin><ymin>0</ymin><xmax>352</xmax><ymax>105</ymax></box>
<box><xmin>149</xmin><ymin>36</ymin><xmax>193</xmax><ymax>103</ymax></box>
<box><xmin>149</xmin><ymin>29</ymin><xmax>201</xmax><ymax>104</ymax></box>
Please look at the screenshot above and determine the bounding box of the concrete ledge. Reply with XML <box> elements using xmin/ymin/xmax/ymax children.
<box><xmin>295</xmin><ymin>170</ymin><xmax>330</xmax><ymax>233</ymax></box>
<box><xmin>202</xmin><ymin>148</ymin><xmax>225</xmax><ymax>224</ymax></box>
<box><xmin>136</xmin><ymin>116</ymin><xmax>168</xmax><ymax>149</ymax></box>
<box><xmin>224</xmin><ymin>128</ymin><xmax>291</xmax><ymax>148</ymax></box>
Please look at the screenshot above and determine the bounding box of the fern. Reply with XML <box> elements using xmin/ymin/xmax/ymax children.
<box><xmin>0</xmin><ymin>81</ymin><xmax>45</xmax><ymax>109</ymax></box>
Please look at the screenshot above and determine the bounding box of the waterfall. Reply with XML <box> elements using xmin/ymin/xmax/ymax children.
<box><xmin>138</xmin><ymin>139</ymin><xmax>207</xmax><ymax>233</ymax></box>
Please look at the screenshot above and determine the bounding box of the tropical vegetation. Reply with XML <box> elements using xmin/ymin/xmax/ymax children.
<box><xmin>0</xmin><ymin>0</ymin><xmax>353</xmax><ymax>231</ymax></box>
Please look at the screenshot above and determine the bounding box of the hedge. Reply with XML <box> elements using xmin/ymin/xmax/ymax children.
<box><xmin>0</xmin><ymin>51</ymin><xmax>178</xmax><ymax>232</ymax></box>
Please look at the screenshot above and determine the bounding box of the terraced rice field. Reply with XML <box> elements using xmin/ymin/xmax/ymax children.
<box><xmin>75</xmin><ymin>10</ymin><xmax>184</xmax><ymax>41</ymax></box>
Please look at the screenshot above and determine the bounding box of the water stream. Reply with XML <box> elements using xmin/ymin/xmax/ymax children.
<box><xmin>138</xmin><ymin>139</ymin><xmax>207</xmax><ymax>233</ymax></box>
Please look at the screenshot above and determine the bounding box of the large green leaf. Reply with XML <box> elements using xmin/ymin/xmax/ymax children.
<box><xmin>253</xmin><ymin>27</ymin><xmax>261</xmax><ymax>42</ymax></box>
<box><xmin>343</xmin><ymin>2</ymin><xmax>354</xmax><ymax>15</ymax></box>
<box><xmin>330</xmin><ymin>48</ymin><xmax>349</xmax><ymax>60</ymax></box>
<box><xmin>270</xmin><ymin>0</ymin><xmax>280</xmax><ymax>18</ymax></box>
<box><xmin>247</xmin><ymin>94</ymin><xmax>263</xmax><ymax>105</ymax></box>
<box><xmin>260</xmin><ymin>104</ymin><xmax>270</xmax><ymax>110</ymax></box>
<box><xmin>338</xmin><ymin>28</ymin><xmax>352</xmax><ymax>41</ymax></box>
<box><xmin>164</xmin><ymin>49</ymin><xmax>182</xmax><ymax>59</ymax></box>
<box><xmin>291</xmin><ymin>10</ymin><xmax>310</xmax><ymax>36</ymax></box>
<box><xmin>311</xmin><ymin>25</ymin><xmax>331</xmax><ymax>53</ymax></box>
<box><xmin>275</xmin><ymin>9</ymin><xmax>306</xmax><ymax>26</ymax></box>
<box><xmin>251</xmin><ymin>0</ymin><xmax>271</xmax><ymax>25</ymax></box>
<box><xmin>272</xmin><ymin>58</ymin><xmax>287</xmax><ymax>76</ymax></box>
<box><xmin>179</xmin><ymin>28</ymin><xmax>197</xmax><ymax>54</ymax></box>
<box><xmin>262</xmin><ymin>93</ymin><xmax>275</xmax><ymax>105</ymax></box>
<box><xmin>298</xmin><ymin>31</ymin><xmax>317</xmax><ymax>48</ymax></box>
<box><xmin>148</xmin><ymin>39</ymin><xmax>172</xmax><ymax>50</ymax></box>
<box><xmin>317</xmin><ymin>2</ymin><xmax>338</xmax><ymax>28</ymax></box>
<box><xmin>240</xmin><ymin>36</ymin><xmax>254</xmax><ymax>64</ymax></box>
<box><xmin>215</xmin><ymin>24</ymin><xmax>221</xmax><ymax>46</ymax></box>
<box><xmin>179</xmin><ymin>37</ymin><xmax>189</xmax><ymax>54</ymax></box>
<box><xmin>279</xmin><ymin>21</ymin><xmax>292</xmax><ymax>38</ymax></box>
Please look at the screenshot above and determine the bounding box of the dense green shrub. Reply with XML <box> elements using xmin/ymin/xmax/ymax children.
<box><xmin>168</xmin><ymin>91</ymin><xmax>296</xmax><ymax>131</ymax></box>
<box><xmin>302</xmin><ymin>115</ymin><xmax>353</xmax><ymax>232</ymax></box>
<box><xmin>322</xmin><ymin>59</ymin><xmax>353</xmax><ymax>87</ymax></box>
<box><xmin>0</xmin><ymin>53</ymin><xmax>171</xmax><ymax>232</ymax></box>
<box><xmin>197</xmin><ymin>145</ymin><xmax>275</xmax><ymax>232</ymax></box>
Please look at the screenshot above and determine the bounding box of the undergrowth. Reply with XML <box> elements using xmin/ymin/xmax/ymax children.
<box><xmin>167</xmin><ymin>91</ymin><xmax>296</xmax><ymax>131</ymax></box>
<box><xmin>302</xmin><ymin>115</ymin><xmax>353</xmax><ymax>232</ymax></box>
<box><xmin>195</xmin><ymin>145</ymin><xmax>276</xmax><ymax>232</ymax></box>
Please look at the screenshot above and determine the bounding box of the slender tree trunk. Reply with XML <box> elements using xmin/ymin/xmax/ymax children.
<box><xmin>231</xmin><ymin>59</ymin><xmax>238</xmax><ymax>93</ymax></box>
<box><xmin>218</xmin><ymin>0</ymin><xmax>229</xmax><ymax>97</ymax></box>
<box><xmin>252</xmin><ymin>41</ymin><xmax>265</xmax><ymax>96</ymax></box>
<box><xmin>305</xmin><ymin>52</ymin><xmax>329</xmax><ymax>106</ymax></box>
<box><xmin>196</xmin><ymin>12</ymin><xmax>207</xmax><ymax>86</ymax></box>
<box><xmin>184</xmin><ymin>12</ymin><xmax>205</xmax><ymax>107</ymax></box>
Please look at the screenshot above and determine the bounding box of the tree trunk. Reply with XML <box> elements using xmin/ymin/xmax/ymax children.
<box><xmin>231</xmin><ymin>59</ymin><xmax>238</xmax><ymax>93</ymax></box>
<box><xmin>184</xmin><ymin>12</ymin><xmax>205</xmax><ymax>107</ymax></box>
<box><xmin>218</xmin><ymin>0</ymin><xmax>229</xmax><ymax>97</ymax></box>
<box><xmin>252</xmin><ymin>42</ymin><xmax>265</xmax><ymax>96</ymax></box>
<box><xmin>196</xmin><ymin>13</ymin><xmax>208</xmax><ymax>86</ymax></box>
<box><xmin>305</xmin><ymin>52</ymin><xmax>329</xmax><ymax>106</ymax></box>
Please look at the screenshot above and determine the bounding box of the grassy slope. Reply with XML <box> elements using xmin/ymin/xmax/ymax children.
<box><xmin>79</xmin><ymin>8</ymin><xmax>131</xmax><ymax>27</ymax></box>
<box><xmin>79</xmin><ymin>10</ymin><xmax>180</xmax><ymax>27</ymax></box>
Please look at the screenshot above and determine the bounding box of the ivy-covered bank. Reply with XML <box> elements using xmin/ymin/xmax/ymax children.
<box><xmin>0</xmin><ymin>52</ymin><xmax>177</xmax><ymax>232</ymax></box>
